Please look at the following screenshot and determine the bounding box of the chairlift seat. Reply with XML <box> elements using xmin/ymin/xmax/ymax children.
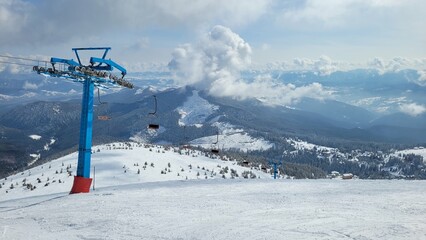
<box><xmin>98</xmin><ymin>115</ymin><xmax>111</xmax><ymax>121</ymax></box>
<box><xmin>211</xmin><ymin>149</ymin><xmax>219</xmax><ymax>154</ymax></box>
<box><xmin>148</xmin><ymin>124</ymin><xmax>160</xmax><ymax>130</ymax></box>
<box><xmin>182</xmin><ymin>144</ymin><xmax>191</xmax><ymax>149</ymax></box>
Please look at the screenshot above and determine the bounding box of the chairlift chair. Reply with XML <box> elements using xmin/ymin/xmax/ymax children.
<box><xmin>148</xmin><ymin>95</ymin><xmax>160</xmax><ymax>130</ymax></box>
<box><xmin>96</xmin><ymin>88</ymin><xmax>111</xmax><ymax>121</ymax></box>
<box><xmin>211</xmin><ymin>148</ymin><xmax>219</xmax><ymax>154</ymax></box>
<box><xmin>210</xmin><ymin>129</ymin><xmax>220</xmax><ymax>154</ymax></box>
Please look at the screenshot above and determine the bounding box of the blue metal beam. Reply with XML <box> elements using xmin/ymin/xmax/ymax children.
<box><xmin>72</xmin><ymin>47</ymin><xmax>111</xmax><ymax>65</ymax></box>
<box><xmin>76</xmin><ymin>78</ymin><xmax>94</xmax><ymax>178</ymax></box>
<box><xmin>90</xmin><ymin>57</ymin><xmax>127</xmax><ymax>76</ymax></box>
<box><xmin>50</xmin><ymin>57</ymin><xmax>79</xmax><ymax>66</ymax></box>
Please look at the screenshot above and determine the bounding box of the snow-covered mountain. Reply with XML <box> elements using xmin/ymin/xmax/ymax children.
<box><xmin>3</xmin><ymin>69</ymin><xmax>426</xmax><ymax>179</ymax></box>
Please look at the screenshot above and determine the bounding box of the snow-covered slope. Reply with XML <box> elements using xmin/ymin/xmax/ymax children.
<box><xmin>176</xmin><ymin>90</ymin><xmax>219</xmax><ymax>127</ymax></box>
<box><xmin>191</xmin><ymin>122</ymin><xmax>273</xmax><ymax>151</ymax></box>
<box><xmin>1</xmin><ymin>144</ymin><xmax>426</xmax><ymax>240</ymax></box>
<box><xmin>393</xmin><ymin>147</ymin><xmax>426</xmax><ymax>161</ymax></box>
<box><xmin>1</xmin><ymin>179</ymin><xmax>426</xmax><ymax>240</ymax></box>
<box><xmin>0</xmin><ymin>142</ymin><xmax>270</xmax><ymax>201</ymax></box>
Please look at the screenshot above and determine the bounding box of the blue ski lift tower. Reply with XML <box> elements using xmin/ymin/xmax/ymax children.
<box><xmin>33</xmin><ymin>47</ymin><xmax>133</xmax><ymax>193</ymax></box>
<box><xmin>269</xmin><ymin>159</ymin><xmax>283</xmax><ymax>179</ymax></box>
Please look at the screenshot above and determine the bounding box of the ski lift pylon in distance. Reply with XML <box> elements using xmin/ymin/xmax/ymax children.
<box><xmin>181</xmin><ymin>125</ymin><xmax>191</xmax><ymax>149</ymax></box>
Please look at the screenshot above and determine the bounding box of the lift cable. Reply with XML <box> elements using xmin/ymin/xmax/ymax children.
<box><xmin>0</xmin><ymin>54</ymin><xmax>50</xmax><ymax>63</ymax></box>
<box><xmin>0</xmin><ymin>60</ymin><xmax>37</xmax><ymax>67</ymax></box>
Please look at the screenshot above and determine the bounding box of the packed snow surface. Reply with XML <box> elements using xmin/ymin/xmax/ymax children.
<box><xmin>1</xmin><ymin>180</ymin><xmax>425</xmax><ymax>240</ymax></box>
<box><xmin>1</xmin><ymin>142</ymin><xmax>426</xmax><ymax>239</ymax></box>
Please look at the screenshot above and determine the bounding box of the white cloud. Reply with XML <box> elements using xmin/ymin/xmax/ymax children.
<box><xmin>367</xmin><ymin>57</ymin><xmax>426</xmax><ymax>75</ymax></box>
<box><xmin>0</xmin><ymin>0</ymin><xmax>424</xmax><ymax>68</ymax></box>
<box><xmin>169</xmin><ymin>25</ymin><xmax>251</xmax><ymax>89</ymax></box>
<box><xmin>169</xmin><ymin>25</ymin><xmax>331</xmax><ymax>105</ymax></box>
<box><xmin>0</xmin><ymin>0</ymin><xmax>272</xmax><ymax>47</ymax></box>
<box><xmin>0</xmin><ymin>0</ymin><xmax>31</xmax><ymax>36</ymax></box>
<box><xmin>255</xmin><ymin>56</ymin><xmax>426</xmax><ymax>75</ymax></box>
<box><xmin>23</xmin><ymin>81</ymin><xmax>38</xmax><ymax>90</ymax></box>
<box><xmin>277</xmin><ymin>0</ymin><xmax>405</xmax><ymax>29</ymax></box>
<box><xmin>126</xmin><ymin>38</ymin><xmax>150</xmax><ymax>51</ymax></box>
<box><xmin>0</xmin><ymin>63</ymin><xmax>21</xmax><ymax>74</ymax></box>
<box><xmin>417</xmin><ymin>70</ymin><xmax>426</xmax><ymax>85</ymax></box>
<box><xmin>260</xmin><ymin>43</ymin><xmax>270</xmax><ymax>51</ymax></box>
<box><xmin>399</xmin><ymin>103</ymin><xmax>426</xmax><ymax>117</ymax></box>
<box><xmin>293</xmin><ymin>55</ymin><xmax>339</xmax><ymax>75</ymax></box>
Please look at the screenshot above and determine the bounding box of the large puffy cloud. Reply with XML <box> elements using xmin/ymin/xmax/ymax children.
<box><xmin>169</xmin><ymin>25</ymin><xmax>331</xmax><ymax>105</ymax></box>
<box><xmin>169</xmin><ymin>25</ymin><xmax>251</xmax><ymax>89</ymax></box>
<box><xmin>0</xmin><ymin>0</ymin><xmax>272</xmax><ymax>47</ymax></box>
<box><xmin>399</xmin><ymin>103</ymin><xmax>426</xmax><ymax>117</ymax></box>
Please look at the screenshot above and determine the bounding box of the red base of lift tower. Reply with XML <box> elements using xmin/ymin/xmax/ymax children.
<box><xmin>70</xmin><ymin>176</ymin><xmax>93</xmax><ymax>194</ymax></box>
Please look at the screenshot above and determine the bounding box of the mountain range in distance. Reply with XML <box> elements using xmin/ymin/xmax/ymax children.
<box><xmin>1</xmin><ymin>68</ymin><xmax>426</xmax><ymax>179</ymax></box>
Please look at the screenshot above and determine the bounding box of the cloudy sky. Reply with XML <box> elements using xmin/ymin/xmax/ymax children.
<box><xmin>0</xmin><ymin>0</ymin><xmax>425</xmax><ymax>70</ymax></box>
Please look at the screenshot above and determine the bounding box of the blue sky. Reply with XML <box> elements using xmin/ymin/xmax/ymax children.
<box><xmin>0</xmin><ymin>0</ymin><xmax>425</xmax><ymax>70</ymax></box>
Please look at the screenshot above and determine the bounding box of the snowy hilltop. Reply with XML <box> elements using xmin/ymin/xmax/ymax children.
<box><xmin>0</xmin><ymin>142</ymin><xmax>271</xmax><ymax>201</ymax></box>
